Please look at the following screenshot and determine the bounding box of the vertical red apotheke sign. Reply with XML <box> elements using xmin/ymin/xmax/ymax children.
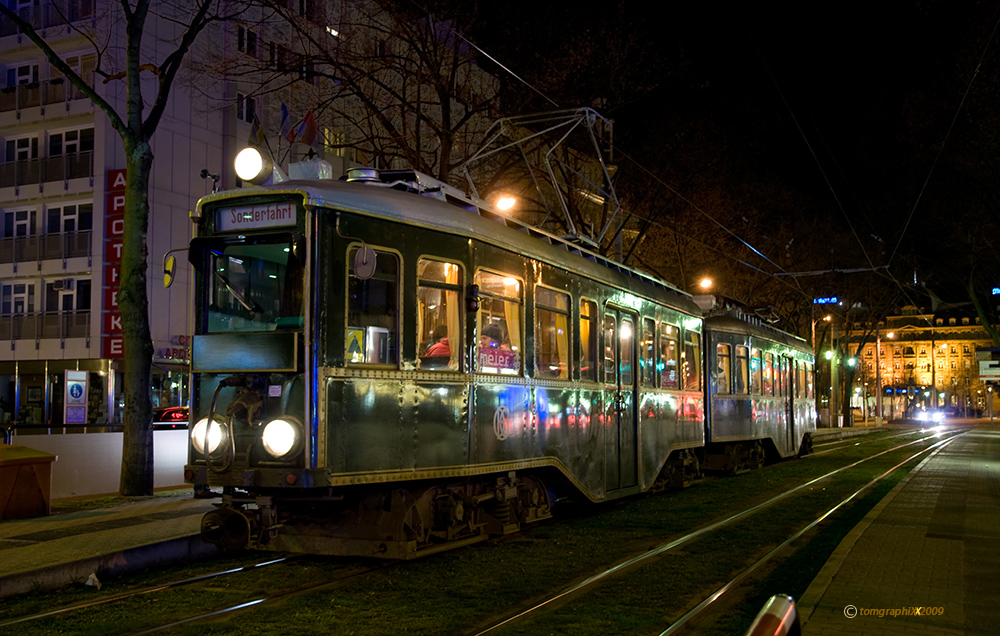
<box><xmin>102</xmin><ymin>169</ymin><xmax>126</xmax><ymax>358</ymax></box>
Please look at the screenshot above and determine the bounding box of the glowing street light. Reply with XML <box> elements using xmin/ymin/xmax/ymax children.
<box><xmin>699</xmin><ymin>277</ymin><xmax>713</xmax><ymax>290</ymax></box>
<box><xmin>496</xmin><ymin>195</ymin><xmax>516</xmax><ymax>212</ymax></box>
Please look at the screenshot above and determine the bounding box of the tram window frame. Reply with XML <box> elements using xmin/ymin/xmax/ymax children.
<box><xmin>416</xmin><ymin>258</ymin><xmax>463</xmax><ymax>372</ymax></box>
<box><xmin>763</xmin><ymin>352</ymin><xmax>774</xmax><ymax>396</ymax></box>
<box><xmin>806</xmin><ymin>361</ymin><xmax>814</xmax><ymax>398</ymax></box>
<box><xmin>716</xmin><ymin>343</ymin><xmax>732</xmax><ymax>394</ymax></box>
<box><xmin>603</xmin><ymin>314</ymin><xmax>616</xmax><ymax>383</ymax></box>
<box><xmin>580</xmin><ymin>298</ymin><xmax>598</xmax><ymax>381</ymax></box>
<box><xmin>659</xmin><ymin>323</ymin><xmax>679</xmax><ymax>389</ymax></box>
<box><xmin>346</xmin><ymin>245</ymin><xmax>400</xmax><ymax>367</ymax></box>
<box><xmin>751</xmin><ymin>348</ymin><xmax>762</xmax><ymax>394</ymax></box>
<box><xmin>735</xmin><ymin>345</ymin><xmax>749</xmax><ymax>394</ymax></box>
<box><xmin>534</xmin><ymin>286</ymin><xmax>571</xmax><ymax>379</ymax></box>
<box><xmin>475</xmin><ymin>270</ymin><xmax>523</xmax><ymax>375</ymax></box>
<box><xmin>641</xmin><ymin>318</ymin><xmax>656</xmax><ymax>386</ymax></box>
<box><xmin>780</xmin><ymin>357</ymin><xmax>788</xmax><ymax>397</ymax></box>
<box><xmin>682</xmin><ymin>329</ymin><xmax>701</xmax><ymax>392</ymax></box>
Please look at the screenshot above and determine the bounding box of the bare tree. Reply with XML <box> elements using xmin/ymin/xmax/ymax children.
<box><xmin>0</xmin><ymin>0</ymin><xmax>235</xmax><ymax>495</ymax></box>
<box><xmin>196</xmin><ymin>0</ymin><xmax>502</xmax><ymax>185</ymax></box>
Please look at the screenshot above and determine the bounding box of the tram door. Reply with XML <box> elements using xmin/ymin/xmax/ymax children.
<box><xmin>603</xmin><ymin>309</ymin><xmax>639</xmax><ymax>491</ymax></box>
<box><xmin>786</xmin><ymin>357</ymin><xmax>796</xmax><ymax>452</ymax></box>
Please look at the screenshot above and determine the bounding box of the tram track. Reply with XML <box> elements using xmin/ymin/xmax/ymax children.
<box><xmin>655</xmin><ymin>431</ymin><xmax>962</xmax><ymax>635</ymax></box>
<box><xmin>0</xmin><ymin>552</ymin><xmax>391</xmax><ymax>634</ymax></box>
<box><xmin>470</xmin><ymin>428</ymin><xmax>962</xmax><ymax>636</ymax></box>
<box><xmin>1</xmin><ymin>428</ymin><xmax>960</xmax><ymax>635</ymax></box>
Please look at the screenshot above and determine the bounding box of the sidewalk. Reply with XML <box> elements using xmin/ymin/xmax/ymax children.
<box><xmin>799</xmin><ymin>429</ymin><xmax>1000</xmax><ymax>635</ymax></box>
<box><xmin>0</xmin><ymin>489</ymin><xmax>218</xmax><ymax>598</ymax></box>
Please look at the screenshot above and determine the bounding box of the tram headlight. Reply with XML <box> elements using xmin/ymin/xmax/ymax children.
<box><xmin>192</xmin><ymin>416</ymin><xmax>227</xmax><ymax>455</ymax></box>
<box><xmin>262</xmin><ymin>418</ymin><xmax>301</xmax><ymax>459</ymax></box>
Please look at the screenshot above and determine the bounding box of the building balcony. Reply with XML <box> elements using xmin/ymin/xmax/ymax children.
<box><xmin>0</xmin><ymin>152</ymin><xmax>94</xmax><ymax>190</ymax></box>
<box><xmin>0</xmin><ymin>231</ymin><xmax>92</xmax><ymax>273</ymax></box>
<box><xmin>0</xmin><ymin>310</ymin><xmax>90</xmax><ymax>342</ymax></box>
<box><xmin>0</xmin><ymin>0</ymin><xmax>96</xmax><ymax>38</ymax></box>
<box><xmin>0</xmin><ymin>77</ymin><xmax>96</xmax><ymax>116</ymax></box>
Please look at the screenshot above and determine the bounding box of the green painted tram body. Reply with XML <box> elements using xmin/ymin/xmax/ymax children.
<box><xmin>183</xmin><ymin>173</ymin><xmax>813</xmax><ymax>557</ymax></box>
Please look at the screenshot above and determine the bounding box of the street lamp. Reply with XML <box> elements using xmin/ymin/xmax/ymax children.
<box><xmin>495</xmin><ymin>195</ymin><xmax>516</xmax><ymax>212</ymax></box>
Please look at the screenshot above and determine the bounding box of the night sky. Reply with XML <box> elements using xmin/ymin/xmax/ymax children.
<box><xmin>462</xmin><ymin>0</ymin><xmax>1000</xmax><ymax>306</ymax></box>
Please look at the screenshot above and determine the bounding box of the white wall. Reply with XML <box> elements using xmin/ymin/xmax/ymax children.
<box><xmin>9</xmin><ymin>430</ymin><xmax>189</xmax><ymax>499</ymax></box>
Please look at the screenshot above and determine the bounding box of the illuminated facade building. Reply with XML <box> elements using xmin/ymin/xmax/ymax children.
<box><xmin>848</xmin><ymin>305</ymin><xmax>997</xmax><ymax>418</ymax></box>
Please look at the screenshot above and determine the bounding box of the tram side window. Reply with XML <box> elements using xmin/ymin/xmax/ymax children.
<box><xmin>659</xmin><ymin>324</ymin><xmax>679</xmax><ymax>389</ymax></box>
<box><xmin>735</xmin><ymin>346</ymin><xmax>749</xmax><ymax>394</ymax></box>
<box><xmin>535</xmin><ymin>287</ymin><xmax>570</xmax><ymax>378</ymax></box>
<box><xmin>778</xmin><ymin>357</ymin><xmax>785</xmax><ymax>396</ymax></box>
<box><xmin>346</xmin><ymin>247</ymin><xmax>398</xmax><ymax>365</ymax></box>
<box><xmin>580</xmin><ymin>299</ymin><xmax>598</xmax><ymax>381</ymax></box>
<box><xmin>641</xmin><ymin>318</ymin><xmax>655</xmax><ymax>386</ymax></box>
<box><xmin>417</xmin><ymin>259</ymin><xmax>462</xmax><ymax>371</ymax></box>
<box><xmin>751</xmin><ymin>349</ymin><xmax>762</xmax><ymax>394</ymax></box>
<box><xmin>806</xmin><ymin>362</ymin><xmax>814</xmax><ymax>398</ymax></box>
<box><xmin>603</xmin><ymin>314</ymin><xmax>616</xmax><ymax>382</ymax></box>
<box><xmin>476</xmin><ymin>271</ymin><xmax>522</xmax><ymax>375</ymax></box>
<box><xmin>763</xmin><ymin>353</ymin><xmax>774</xmax><ymax>395</ymax></box>
<box><xmin>716</xmin><ymin>344</ymin><xmax>731</xmax><ymax>394</ymax></box>
<box><xmin>796</xmin><ymin>361</ymin><xmax>806</xmax><ymax>398</ymax></box>
<box><xmin>682</xmin><ymin>330</ymin><xmax>701</xmax><ymax>391</ymax></box>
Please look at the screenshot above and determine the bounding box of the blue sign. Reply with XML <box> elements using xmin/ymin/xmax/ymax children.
<box><xmin>993</xmin><ymin>287</ymin><xmax>1000</xmax><ymax>296</ymax></box>
<box><xmin>813</xmin><ymin>296</ymin><xmax>839</xmax><ymax>305</ymax></box>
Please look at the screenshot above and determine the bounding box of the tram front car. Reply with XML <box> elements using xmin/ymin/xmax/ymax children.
<box><xmin>182</xmin><ymin>190</ymin><xmax>312</xmax><ymax>552</ymax></box>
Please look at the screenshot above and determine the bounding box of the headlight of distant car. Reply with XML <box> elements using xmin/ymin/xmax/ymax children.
<box><xmin>191</xmin><ymin>416</ymin><xmax>227</xmax><ymax>455</ymax></box>
<box><xmin>931</xmin><ymin>410</ymin><xmax>945</xmax><ymax>423</ymax></box>
<box><xmin>261</xmin><ymin>418</ymin><xmax>301</xmax><ymax>459</ymax></box>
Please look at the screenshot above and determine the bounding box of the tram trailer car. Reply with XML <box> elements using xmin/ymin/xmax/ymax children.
<box><xmin>183</xmin><ymin>166</ymin><xmax>812</xmax><ymax>559</ymax></box>
<box><xmin>702</xmin><ymin>314</ymin><xmax>816</xmax><ymax>474</ymax></box>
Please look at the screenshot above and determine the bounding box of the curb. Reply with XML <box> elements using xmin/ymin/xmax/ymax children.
<box><xmin>0</xmin><ymin>534</ymin><xmax>219</xmax><ymax>599</ymax></box>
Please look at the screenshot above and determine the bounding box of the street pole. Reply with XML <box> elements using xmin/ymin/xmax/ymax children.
<box><xmin>875</xmin><ymin>324</ymin><xmax>883</xmax><ymax>426</ymax></box>
<box><xmin>831</xmin><ymin>321</ymin><xmax>839</xmax><ymax>427</ymax></box>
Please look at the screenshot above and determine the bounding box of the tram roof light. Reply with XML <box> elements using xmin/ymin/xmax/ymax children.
<box><xmin>234</xmin><ymin>147</ymin><xmax>286</xmax><ymax>185</ymax></box>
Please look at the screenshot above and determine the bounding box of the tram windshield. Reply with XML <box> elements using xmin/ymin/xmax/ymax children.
<box><xmin>190</xmin><ymin>234</ymin><xmax>305</xmax><ymax>333</ymax></box>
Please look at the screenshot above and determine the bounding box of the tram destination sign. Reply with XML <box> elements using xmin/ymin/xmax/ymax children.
<box><xmin>218</xmin><ymin>202</ymin><xmax>296</xmax><ymax>231</ymax></box>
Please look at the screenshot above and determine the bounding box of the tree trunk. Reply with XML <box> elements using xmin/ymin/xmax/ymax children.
<box><xmin>118</xmin><ymin>140</ymin><xmax>155</xmax><ymax>496</ymax></box>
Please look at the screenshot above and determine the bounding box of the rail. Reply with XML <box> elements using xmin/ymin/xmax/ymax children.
<box><xmin>0</xmin><ymin>0</ymin><xmax>96</xmax><ymax>38</ymax></box>
<box><xmin>0</xmin><ymin>310</ymin><xmax>91</xmax><ymax>342</ymax></box>
<box><xmin>0</xmin><ymin>152</ymin><xmax>95</xmax><ymax>188</ymax></box>
<box><xmin>0</xmin><ymin>230</ymin><xmax>92</xmax><ymax>265</ymax></box>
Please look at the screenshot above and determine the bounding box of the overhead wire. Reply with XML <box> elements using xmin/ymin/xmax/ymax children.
<box><xmin>887</xmin><ymin>8</ymin><xmax>1000</xmax><ymax>268</ymax></box>
<box><xmin>745</xmin><ymin>4</ymin><xmax>878</xmax><ymax>272</ymax></box>
<box><xmin>402</xmin><ymin>1</ymin><xmax>883</xmax><ymax>302</ymax></box>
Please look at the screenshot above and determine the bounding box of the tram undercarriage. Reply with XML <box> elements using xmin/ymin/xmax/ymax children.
<box><xmin>200</xmin><ymin>472</ymin><xmax>552</xmax><ymax>559</ymax></box>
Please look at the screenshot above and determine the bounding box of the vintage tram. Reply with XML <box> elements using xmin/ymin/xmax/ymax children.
<box><xmin>181</xmin><ymin>159</ymin><xmax>814</xmax><ymax>558</ymax></box>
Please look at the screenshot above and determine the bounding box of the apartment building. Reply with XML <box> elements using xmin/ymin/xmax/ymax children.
<box><xmin>0</xmin><ymin>1</ymin><xmax>237</xmax><ymax>428</ymax></box>
<box><xmin>0</xmin><ymin>0</ymin><xmax>499</xmax><ymax>433</ymax></box>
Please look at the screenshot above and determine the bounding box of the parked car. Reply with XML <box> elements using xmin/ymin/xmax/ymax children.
<box><xmin>153</xmin><ymin>405</ymin><xmax>189</xmax><ymax>429</ymax></box>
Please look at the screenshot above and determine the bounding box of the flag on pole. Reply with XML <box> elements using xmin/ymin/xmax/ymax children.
<box><xmin>280</xmin><ymin>103</ymin><xmax>294</xmax><ymax>143</ymax></box>
<box><xmin>300</xmin><ymin>110</ymin><xmax>319</xmax><ymax>149</ymax></box>
<box><xmin>248</xmin><ymin>111</ymin><xmax>265</xmax><ymax>147</ymax></box>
